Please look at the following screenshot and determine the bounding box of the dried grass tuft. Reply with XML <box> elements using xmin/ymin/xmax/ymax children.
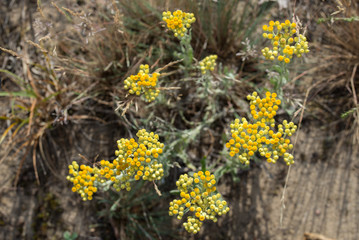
<box><xmin>296</xmin><ymin>0</ymin><xmax>359</xmax><ymax>142</ymax></box>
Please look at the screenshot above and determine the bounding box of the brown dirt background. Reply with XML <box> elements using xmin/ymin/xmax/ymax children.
<box><xmin>1</xmin><ymin>0</ymin><xmax>358</xmax><ymax>240</ymax></box>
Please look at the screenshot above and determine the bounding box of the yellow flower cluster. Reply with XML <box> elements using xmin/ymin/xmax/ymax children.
<box><xmin>67</xmin><ymin>129</ymin><xmax>165</xmax><ymax>200</ymax></box>
<box><xmin>199</xmin><ymin>55</ymin><xmax>218</xmax><ymax>74</ymax></box>
<box><xmin>226</xmin><ymin>91</ymin><xmax>297</xmax><ymax>165</ymax></box>
<box><xmin>162</xmin><ymin>10</ymin><xmax>196</xmax><ymax>39</ymax></box>
<box><xmin>124</xmin><ymin>64</ymin><xmax>160</xmax><ymax>102</ymax></box>
<box><xmin>67</xmin><ymin>162</ymin><xmax>98</xmax><ymax>201</ymax></box>
<box><xmin>169</xmin><ymin>171</ymin><xmax>229</xmax><ymax>234</ymax></box>
<box><xmin>113</xmin><ymin>129</ymin><xmax>165</xmax><ymax>191</ymax></box>
<box><xmin>261</xmin><ymin>20</ymin><xmax>309</xmax><ymax>64</ymax></box>
<box><xmin>67</xmin><ymin>161</ymin><xmax>98</xmax><ymax>201</ymax></box>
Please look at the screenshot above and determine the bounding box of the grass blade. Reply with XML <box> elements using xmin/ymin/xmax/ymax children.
<box><xmin>0</xmin><ymin>122</ymin><xmax>17</xmax><ymax>144</ymax></box>
<box><xmin>0</xmin><ymin>91</ymin><xmax>36</xmax><ymax>98</ymax></box>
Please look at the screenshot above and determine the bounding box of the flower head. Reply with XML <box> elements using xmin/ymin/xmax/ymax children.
<box><xmin>162</xmin><ymin>10</ymin><xmax>196</xmax><ymax>39</ymax></box>
<box><xmin>66</xmin><ymin>161</ymin><xmax>98</xmax><ymax>201</ymax></box>
<box><xmin>199</xmin><ymin>55</ymin><xmax>218</xmax><ymax>74</ymax></box>
<box><xmin>169</xmin><ymin>171</ymin><xmax>229</xmax><ymax>234</ymax></box>
<box><xmin>226</xmin><ymin>91</ymin><xmax>297</xmax><ymax>165</ymax></box>
<box><xmin>261</xmin><ymin>19</ymin><xmax>309</xmax><ymax>63</ymax></box>
<box><xmin>124</xmin><ymin>64</ymin><xmax>160</xmax><ymax>102</ymax></box>
<box><xmin>113</xmin><ymin>129</ymin><xmax>165</xmax><ymax>191</ymax></box>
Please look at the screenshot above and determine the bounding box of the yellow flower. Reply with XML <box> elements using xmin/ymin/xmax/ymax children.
<box><xmin>66</xmin><ymin>161</ymin><xmax>99</xmax><ymax>201</ymax></box>
<box><xmin>123</xmin><ymin>64</ymin><xmax>160</xmax><ymax>102</ymax></box>
<box><xmin>162</xmin><ymin>10</ymin><xmax>196</xmax><ymax>39</ymax></box>
<box><xmin>227</xmin><ymin>92</ymin><xmax>297</xmax><ymax>165</ymax></box>
<box><xmin>169</xmin><ymin>171</ymin><xmax>229</xmax><ymax>234</ymax></box>
<box><xmin>261</xmin><ymin>19</ymin><xmax>309</xmax><ymax>63</ymax></box>
<box><xmin>199</xmin><ymin>55</ymin><xmax>218</xmax><ymax>74</ymax></box>
<box><xmin>67</xmin><ymin>129</ymin><xmax>165</xmax><ymax>199</ymax></box>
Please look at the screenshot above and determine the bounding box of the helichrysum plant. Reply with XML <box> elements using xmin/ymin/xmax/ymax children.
<box><xmin>162</xmin><ymin>10</ymin><xmax>196</xmax><ymax>39</ymax></box>
<box><xmin>226</xmin><ymin>91</ymin><xmax>297</xmax><ymax>166</ymax></box>
<box><xmin>162</xmin><ymin>10</ymin><xmax>196</xmax><ymax>69</ymax></box>
<box><xmin>66</xmin><ymin>129</ymin><xmax>165</xmax><ymax>201</ymax></box>
<box><xmin>123</xmin><ymin>64</ymin><xmax>161</xmax><ymax>102</ymax></box>
<box><xmin>199</xmin><ymin>55</ymin><xmax>218</xmax><ymax>74</ymax></box>
<box><xmin>261</xmin><ymin>20</ymin><xmax>309</xmax><ymax>64</ymax></box>
<box><xmin>169</xmin><ymin>171</ymin><xmax>229</xmax><ymax>234</ymax></box>
<box><xmin>260</xmin><ymin>19</ymin><xmax>310</xmax><ymax>101</ymax></box>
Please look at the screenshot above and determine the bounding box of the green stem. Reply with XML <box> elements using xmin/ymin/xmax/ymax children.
<box><xmin>179</xmin><ymin>33</ymin><xmax>194</xmax><ymax>74</ymax></box>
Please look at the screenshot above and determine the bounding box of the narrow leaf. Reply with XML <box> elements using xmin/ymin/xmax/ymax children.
<box><xmin>0</xmin><ymin>122</ymin><xmax>17</xmax><ymax>144</ymax></box>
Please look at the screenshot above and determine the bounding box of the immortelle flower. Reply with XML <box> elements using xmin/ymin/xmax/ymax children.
<box><xmin>67</xmin><ymin>162</ymin><xmax>98</xmax><ymax>201</ymax></box>
<box><xmin>261</xmin><ymin>20</ymin><xmax>309</xmax><ymax>64</ymax></box>
<box><xmin>199</xmin><ymin>55</ymin><xmax>218</xmax><ymax>74</ymax></box>
<box><xmin>169</xmin><ymin>171</ymin><xmax>230</xmax><ymax>234</ymax></box>
<box><xmin>112</xmin><ymin>129</ymin><xmax>165</xmax><ymax>192</ymax></box>
<box><xmin>162</xmin><ymin>10</ymin><xmax>196</xmax><ymax>39</ymax></box>
<box><xmin>226</xmin><ymin>91</ymin><xmax>297</xmax><ymax>165</ymax></box>
<box><xmin>67</xmin><ymin>129</ymin><xmax>165</xmax><ymax>200</ymax></box>
<box><xmin>123</xmin><ymin>64</ymin><xmax>160</xmax><ymax>102</ymax></box>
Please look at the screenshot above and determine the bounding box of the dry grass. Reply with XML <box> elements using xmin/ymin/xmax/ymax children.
<box><xmin>289</xmin><ymin>0</ymin><xmax>359</xmax><ymax>141</ymax></box>
<box><xmin>319</xmin><ymin>0</ymin><xmax>359</xmax><ymax>143</ymax></box>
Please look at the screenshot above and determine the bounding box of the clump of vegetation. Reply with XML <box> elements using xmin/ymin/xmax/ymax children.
<box><xmin>4</xmin><ymin>0</ymin><xmax>338</xmax><ymax>238</ymax></box>
<box><xmin>314</xmin><ymin>0</ymin><xmax>359</xmax><ymax>143</ymax></box>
